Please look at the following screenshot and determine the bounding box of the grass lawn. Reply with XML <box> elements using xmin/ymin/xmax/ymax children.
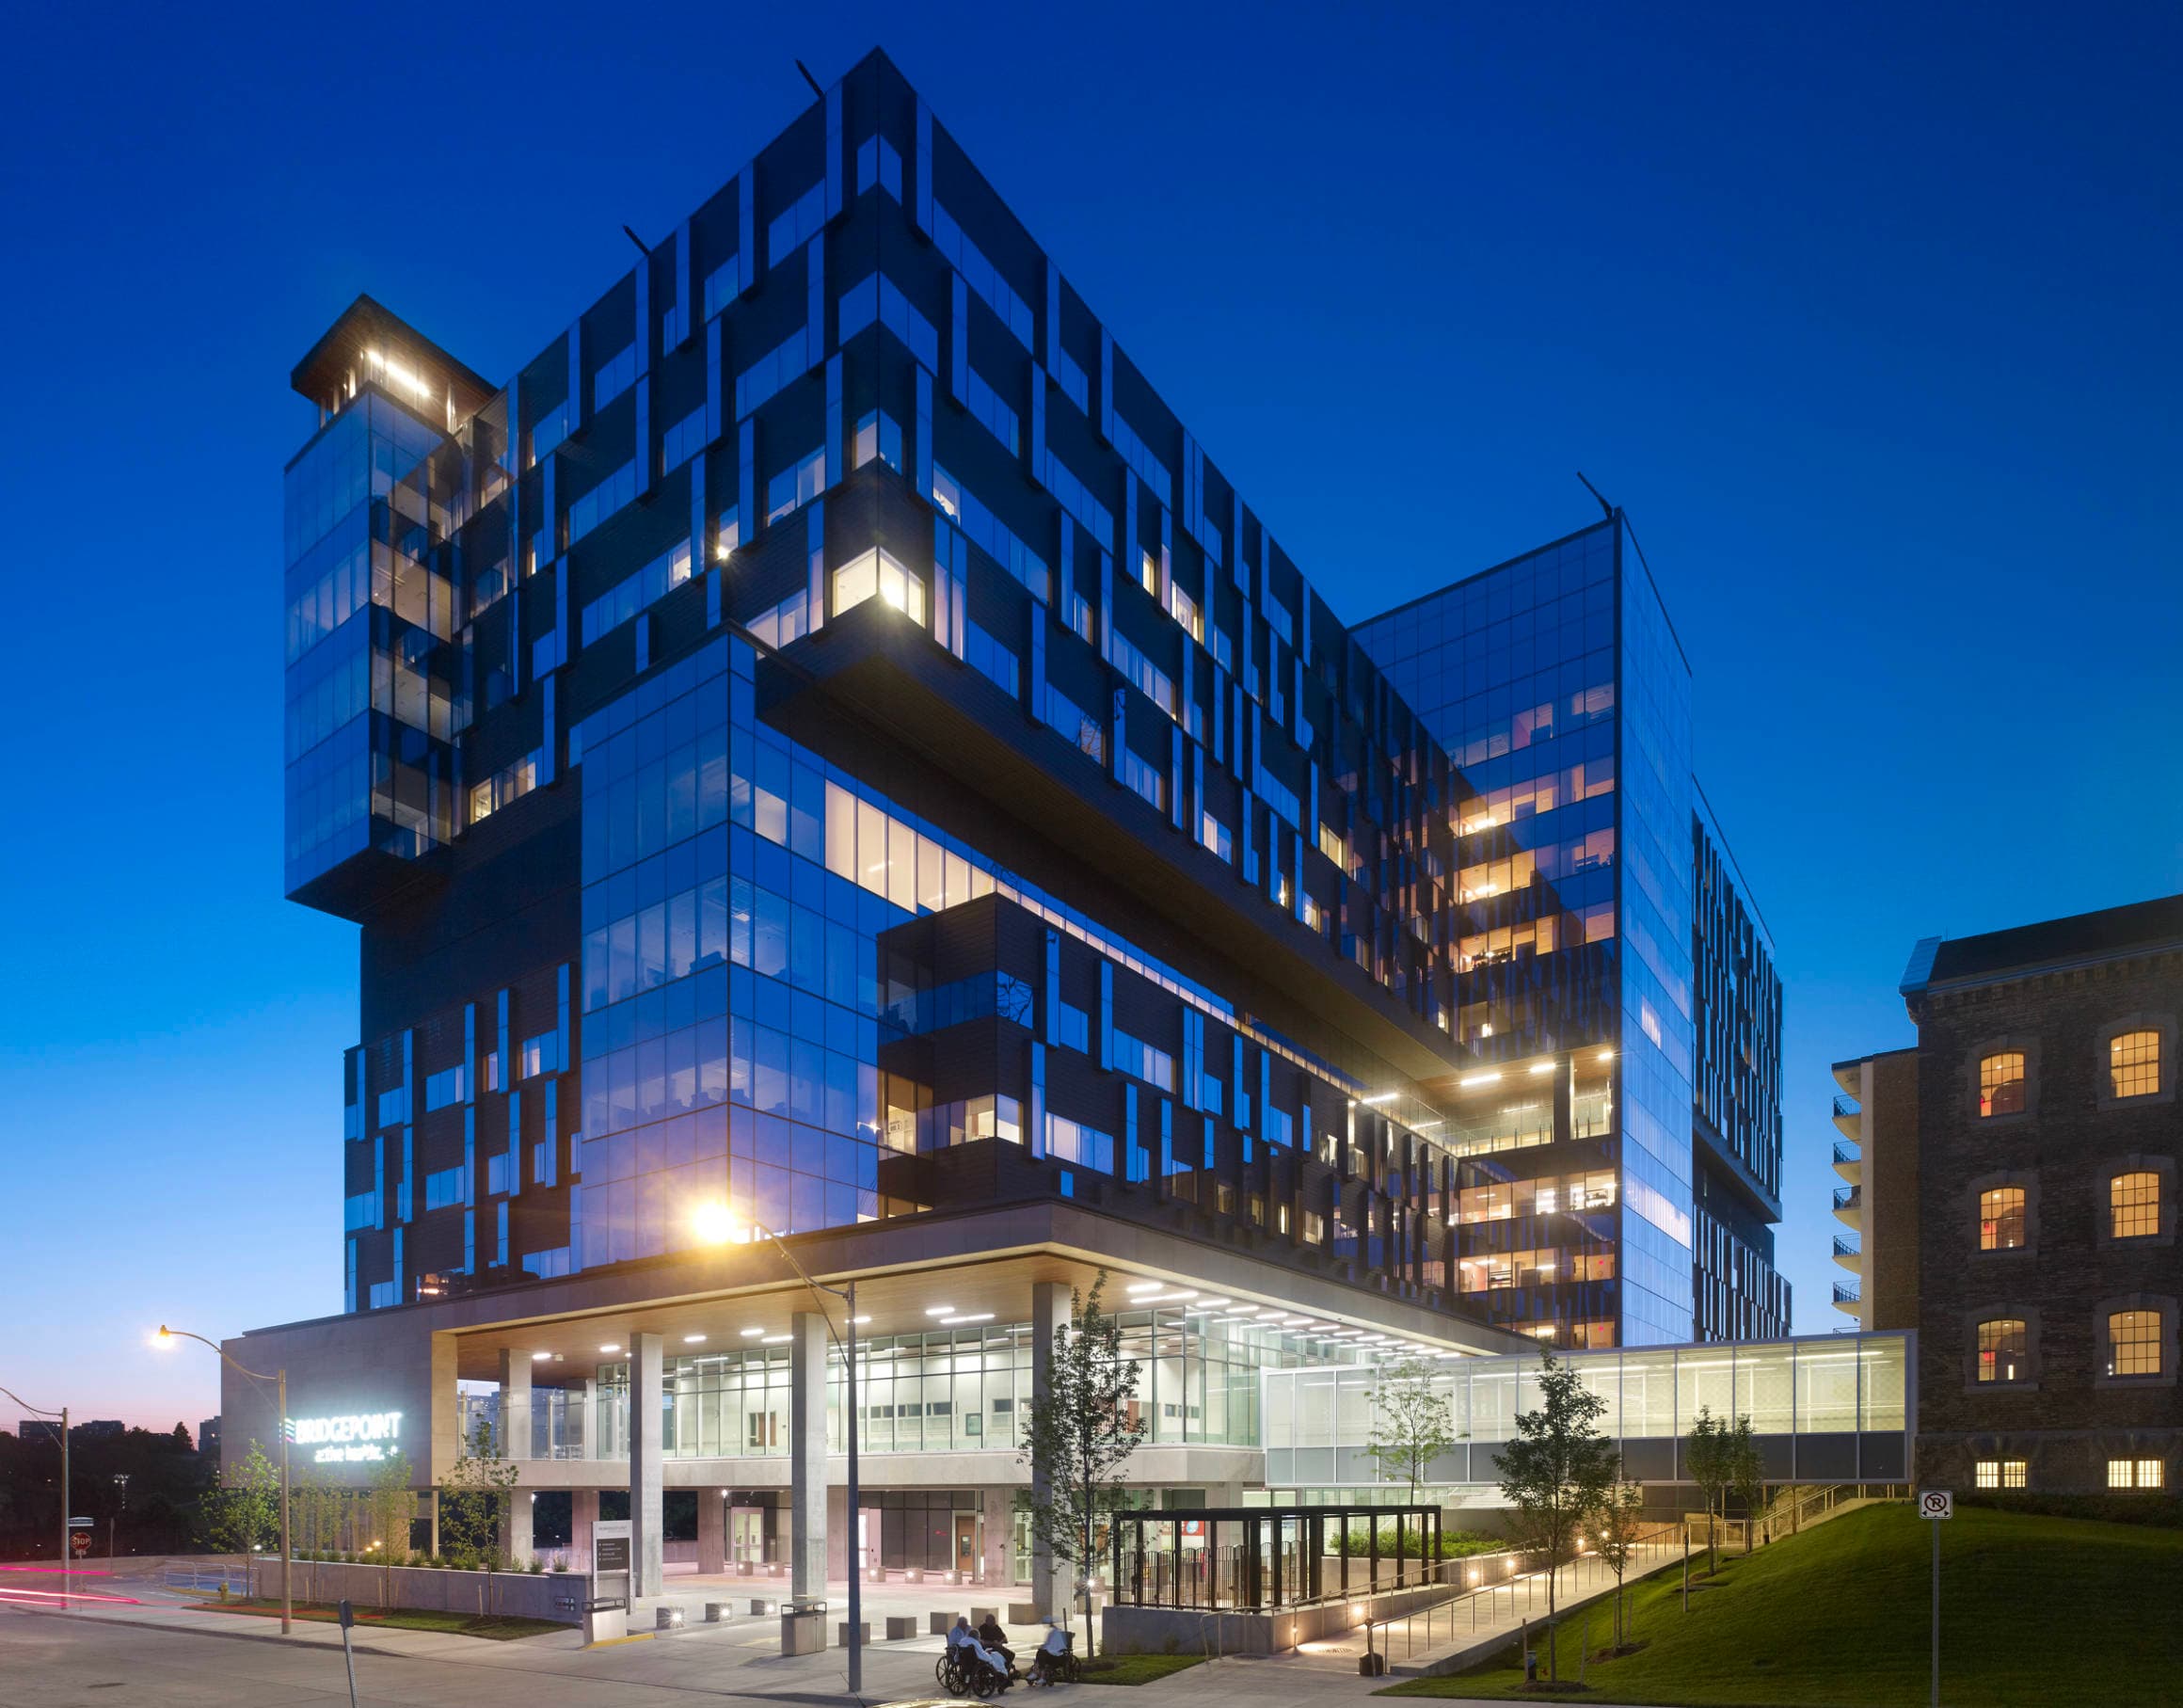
<box><xmin>1378</xmin><ymin>1502</ymin><xmax>2183</xmax><ymax>1706</ymax></box>
<box><xmin>1078</xmin><ymin>1652</ymin><xmax>1209</xmax><ymax>1685</ymax></box>
<box><xmin>190</xmin><ymin>1596</ymin><xmax>566</xmax><ymax>1641</ymax></box>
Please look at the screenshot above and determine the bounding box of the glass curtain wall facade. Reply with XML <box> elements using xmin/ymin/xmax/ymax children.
<box><xmin>285</xmin><ymin>51</ymin><xmax>1778</xmax><ymax>1355</ymax></box>
<box><xmin>1261</xmin><ymin>1331</ymin><xmax>1909</xmax><ymax>1493</ymax></box>
<box><xmin>497</xmin><ymin>1308</ymin><xmax>1350</xmax><ymax>1462</ymax></box>
<box><xmin>1355</xmin><ymin>520</ymin><xmax>1787</xmax><ymax>1345</ymax></box>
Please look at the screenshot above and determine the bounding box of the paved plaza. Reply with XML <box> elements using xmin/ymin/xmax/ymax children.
<box><xmin>0</xmin><ymin>1547</ymin><xmax>1695</xmax><ymax>1708</ymax></box>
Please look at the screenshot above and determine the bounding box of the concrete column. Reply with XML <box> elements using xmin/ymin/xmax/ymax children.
<box><xmin>498</xmin><ymin>1348</ymin><xmax>534</xmax><ymax>1461</ymax></box>
<box><xmin>1030</xmin><ymin>1280</ymin><xmax>1076</xmax><ymax>1619</ymax></box>
<box><xmin>502</xmin><ymin>1490</ymin><xmax>534</xmax><ymax>1565</ymax></box>
<box><xmin>697</xmin><ymin>1487</ymin><xmax>726</xmax><ymax>1575</ymax></box>
<box><xmin>629</xmin><ymin>1333</ymin><xmax>665</xmax><ymax>1597</ymax></box>
<box><xmin>789</xmin><ymin>1312</ymin><xmax>829</xmax><ymax>1602</ymax></box>
<box><xmin>572</xmin><ymin>1489</ymin><xmax>600</xmax><ymax>1571</ymax></box>
<box><xmin>983</xmin><ymin>1485</ymin><xmax>1014</xmax><ymax>1584</ymax></box>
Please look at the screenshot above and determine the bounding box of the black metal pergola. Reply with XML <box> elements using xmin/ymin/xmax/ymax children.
<box><xmin>1108</xmin><ymin>1503</ymin><xmax>1442</xmax><ymax>1612</ymax></box>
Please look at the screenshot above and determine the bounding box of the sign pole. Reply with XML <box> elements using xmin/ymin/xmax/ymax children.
<box><xmin>339</xmin><ymin>1599</ymin><xmax>359</xmax><ymax>1708</ymax></box>
<box><xmin>1918</xmin><ymin>1489</ymin><xmax>1951</xmax><ymax>1707</ymax></box>
<box><xmin>1930</xmin><ymin>1515</ymin><xmax>1938</xmax><ymax>1708</ymax></box>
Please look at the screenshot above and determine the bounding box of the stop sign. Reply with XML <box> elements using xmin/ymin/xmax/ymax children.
<box><xmin>71</xmin><ymin>1531</ymin><xmax>90</xmax><ymax>1557</ymax></box>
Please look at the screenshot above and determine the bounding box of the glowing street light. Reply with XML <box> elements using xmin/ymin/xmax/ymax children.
<box><xmin>157</xmin><ymin>1326</ymin><xmax>292</xmax><ymax>1634</ymax></box>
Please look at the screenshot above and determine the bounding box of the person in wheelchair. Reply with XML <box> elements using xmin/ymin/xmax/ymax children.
<box><xmin>980</xmin><ymin>1613</ymin><xmax>1019</xmax><ymax>1677</ymax></box>
<box><xmin>1028</xmin><ymin>1619</ymin><xmax>1074</xmax><ymax>1683</ymax></box>
<box><xmin>948</xmin><ymin>1615</ymin><xmax>1011</xmax><ymax>1690</ymax></box>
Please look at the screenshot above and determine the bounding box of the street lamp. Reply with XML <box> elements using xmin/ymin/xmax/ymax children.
<box><xmin>156</xmin><ymin>1326</ymin><xmax>291</xmax><ymax>1635</ymax></box>
<box><xmin>696</xmin><ymin>1206</ymin><xmax>861</xmax><ymax>1696</ymax></box>
<box><xmin>111</xmin><ymin>1474</ymin><xmax>130</xmax><ymax>1566</ymax></box>
<box><xmin>0</xmin><ymin>1383</ymin><xmax>69</xmax><ymax>1609</ymax></box>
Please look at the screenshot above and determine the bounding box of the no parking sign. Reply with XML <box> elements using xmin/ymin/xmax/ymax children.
<box><xmin>1919</xmin><ymin>1490</ymin><xmax>1952</xmax><ymax>1520</ymax></box>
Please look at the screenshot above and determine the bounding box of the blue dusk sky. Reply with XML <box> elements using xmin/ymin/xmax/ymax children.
<box><xmin>1</xmin><ymin>0</ymin><xmax>2176</xmax><ymax>1432</ymax></box>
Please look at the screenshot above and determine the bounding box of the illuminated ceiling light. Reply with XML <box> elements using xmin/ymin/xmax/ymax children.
<box><xmin>852</xmin><ymin>1316</ymin><xmax>871</xmax><ymax>1325</ymax></box>
<box><xmin>1361</xmin><ymin>1093</ymin><xmax>1396</xmax><ymax>1106</ymax></box>
<box><xmin>940</xmin><ymin>1313</ymin><xmax>995</xmax><ymax>1325</ymax></box>
<box><xmin>1125</xmin><ymin>1283</ymin><xmax>1165</xmax><ymax>1296</ymax></box>
<box><xmin>1192</xmin><ymin>1297</ymin><xmax>1230</xmax><ymax>1309</ymax></box>
<box><xmin>598</xmin><ymin>1344</ymin><xmax>621</xmax><ymax>1354</ymax></box>
<box><xmin>1459</xmin><ymin>1072</ymin><xmax>1503</xmax><ymax>1088</ymax></box>
<box><xmin>741</xmin><ymin>1327</ymin><xmax>765</xmax><ymax>1338</ymax></box>
<box><xmin>1529</xmin><ymin>1062</ymin><xmax>1555</xmax><ymax>1077</ymax></box>
<box><xmin>924</xmin><ymin>1305</ymin><xmax>956</xmax><ymax>1317</ymax></box>
<box><xmin>683</xmin><ymin>1334</ymin><xmax>708</xmax><ymax>1345</ymax></box>
<box><xmin>760</xmin><ymin>1333</ymin><xmax>792</xmax><ymax>1345</ymax></box>
<box><xmin>530</xmin><ymin>1350</ymin><xmax>552</xmax><ymax>1361</ymax></box>
<box><xmin>1598</xmin><ymin>1048</ymin><xmax>1617</xmax><ymax>1062</ymax></box>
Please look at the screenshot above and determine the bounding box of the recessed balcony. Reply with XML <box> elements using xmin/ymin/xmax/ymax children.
<box><xmin>1831</xmin><ymin>1093</ymin><xmax>1862</xmax><ymax>1143</ymax></box>
<box><xmin>1832</xmin><ymin>1141</ymin><xmax>1861</xmax><ymax>1186</ymax></box>
<box><xmin>1833</xmin><ymin>1184</ymin><xmax>1862</xmax><ymax>1228</ymax></box>
<box><xmin>1832</xmin><ymin>1234</ymin><xmax>1861</xmax><ymax>1273</ymax></box>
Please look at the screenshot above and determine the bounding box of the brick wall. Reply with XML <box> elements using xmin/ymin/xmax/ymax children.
<box><xmin>1912</xmin><ymin>947</ymin><xmax>2180</xmax><ymax>1492</ymax></box>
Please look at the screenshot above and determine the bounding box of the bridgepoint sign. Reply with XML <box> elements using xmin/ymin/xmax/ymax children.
<box><xmin>286</xmin><ymin>1412</ymin><xmax>405</xmax><ymax>1464</ymax></box>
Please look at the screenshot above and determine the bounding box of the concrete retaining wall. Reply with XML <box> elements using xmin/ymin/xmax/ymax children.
<box><xmin>248</xmin><ymin>1557</ymin><xmax>585</xmax><ymax>1624</ymax></box>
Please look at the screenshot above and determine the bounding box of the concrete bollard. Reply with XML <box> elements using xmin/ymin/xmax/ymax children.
<box><xmin>1009</xmin><ymin>1601</ymin><xmax>1040</xmax><ymax>1624</ymax></box>
<box><xmin>930</xmin><ymin>1611</ymin><xmax>959</xmax><ymax>1635</ymax></box>
<box><xmin>886</xmin><ymin>1615</ymin><xmax>918</xmax><ymax>1639</ymax></box>
<box><xmin>837</xmin><ymin>1620</ymin><xmax>871</xmax><ymax>1648</ymax></box>
<box><xmin>705</xmin><ymin>1603</ymin><xmax>731</xmax><ymax>1623</ymax></box>
<box><xmin>750</xmin><ymin>1598</ymin><xmax>773</xmax><ymax>1616</ymax></box>
<box><xmin>657</xmin><ymin>1605</ymin><xmax>686</xmax><ymax>1631</ymax></box>
<box><xmin>972</xmin><ymin>1606</ymin><xmax>999</xmax><ymax>1626</ymax></box>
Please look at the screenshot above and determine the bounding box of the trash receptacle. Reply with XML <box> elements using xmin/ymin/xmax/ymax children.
<box><xmin>780</xmin><ymin>1599</ymin><xmax>828</xmax><ymax>1656</ymax></box>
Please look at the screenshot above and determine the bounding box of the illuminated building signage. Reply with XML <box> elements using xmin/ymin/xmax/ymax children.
<box><xmin>286</xmin><ymin>1411</ymin><xmax>404</xmax><ymax>1464</ymax></box>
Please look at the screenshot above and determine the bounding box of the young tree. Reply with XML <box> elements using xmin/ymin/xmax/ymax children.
<box><xmin>437</xmin><ymin>1420</ymin><xmax>518</xmax><ymax>1568</ymax></box>
<box><xmin>1726</xmin><ymin>1414</ymin><xmax>1767</xmax><ymax>1551</ymax></box>
<box><xmin>1014</xmin><ymin>1274</ymin><xmax>1146</xmax><ymax>1659</ymax></box>
<box><xmin>1363</xmin><ymin>1354</ymin><xmax>1460</xmax><ymax>1500</ymax></box>
<box><xmin>1585</xmin><ymin>1480</ymin><xmax>1648</xmax><ymax>1652</ymax></box>
<box><xmin>201</xmin><ymin>1440</ymin><xmax>279</xmax><ymax>1563</ymax></box>
<box><xmin>370</xmin><ymin>1451</ymin><xmax>416</xmax><ymax>1578</ymax></box>
<box><xmin>1493</xmin><ymin>1352</ymin><xmax>1617</xmax><ymax>1681</ymax></box>
<box><xmin>1683</xmin><ymin>1407</ymin><xmax>1730</xmax><ymax>1576</ymax></box>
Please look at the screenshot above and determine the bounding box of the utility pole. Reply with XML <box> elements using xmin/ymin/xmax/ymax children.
<box><xmin>111</xmin><ymin>1474</ymin><xmax>130</xmax><ymax>1565</ymax></box>
<box><xmin>0</xmin><ymin>1387</ymin><xmax>69</xmax><ymax>1609</ymax></box>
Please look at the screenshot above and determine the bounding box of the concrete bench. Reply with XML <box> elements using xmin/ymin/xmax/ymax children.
<box><xmin>885</xmin><ymin>1616</ymin><xmax>919</xmax><ymax>1640</ymax></box>
<box><xmin>656</xmin><ymin>1605</ymin><xmax>686</xmax><ymax>1630</ymax></box>
<box><xmin>837</xmin><ymin>1620</ymin><xmax>870</xmax><ymax>1648</ymax></box>
<box><xmin>930</xmin><ymin>1611</ymin><xmax>959</xmax><ymax>1635</ymax></box>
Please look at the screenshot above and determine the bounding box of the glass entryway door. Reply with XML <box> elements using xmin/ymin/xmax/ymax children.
<box><xmin>731</xmin><ymin>1507</ymin><xmax>765</xmax><ymax>1567</ymax></box>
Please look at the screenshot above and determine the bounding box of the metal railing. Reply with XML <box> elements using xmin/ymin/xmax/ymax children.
<box><xmin>1832</xmin><ymin>1094</ymin><xmax>1859</xmax><ymax>1122</ymax></box>
<box><xmin>1832</xmin><ymin>1141</ymin><xmax>1859</xmax><ymax>1165</ymax></box>
<box><xmin>1834</xmin><ymin>1185</ymin><xmax>1861</xmax><ymax>1211</ymax></box>
<box><xmin>1833</xmin><ymin>1282</ymin><xmax>1861</xmax><ymax>1305</ymax></box>
<box><xmin>1833</xmin><ymin>1235</ymin><xmax>1860</xmax><ymax>1258</ymax></box>
<box><xmin>1360</xmin><ymin>1527</ymin><xmax>1682</xmax><ymax>1665</ymax></box>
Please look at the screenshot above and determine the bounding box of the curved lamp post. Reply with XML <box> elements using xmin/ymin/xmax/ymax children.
<box><xmin>0</xmin><ymin>1384</ymin><xmax>68</xmax><ymax>1608</ymax></box>
<box><xmin>156</xmin><ymin>1327</ymin><xmax>290</xmax><ymax>1634</ymax></box>
<box><xmin>696</xmin><ymin>1207</ymin><xmax>860</xmax><ymax>1696</ymax></box>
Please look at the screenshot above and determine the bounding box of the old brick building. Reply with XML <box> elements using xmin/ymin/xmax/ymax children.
<box><xmin>1879</xmin><ymin>894</ymin><xmax>2181</xmax><ymax>1494</ymax></box>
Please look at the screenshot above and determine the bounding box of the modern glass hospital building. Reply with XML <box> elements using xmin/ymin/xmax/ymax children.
<box><xmin>238</xmin><ymin>48</ymin><xmax>1829</xmax><ymax>1597</ymax></box>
